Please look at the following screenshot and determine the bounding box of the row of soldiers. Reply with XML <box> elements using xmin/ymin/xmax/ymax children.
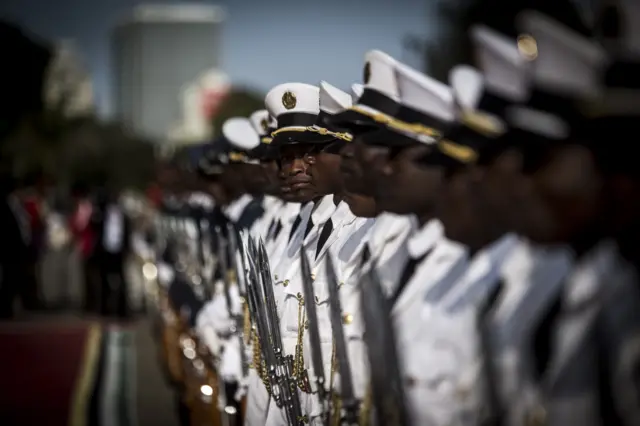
<box><xmin>148</xmin><ymin>3</ymin><xmax>640</xmax><ymax>426</ymax></box>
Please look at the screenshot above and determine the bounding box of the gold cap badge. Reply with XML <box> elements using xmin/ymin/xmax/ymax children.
<box><xmin>517</xmin><ymin>34</ymin><xmax>538</xmax><ymax>61</ymax></box>
<box><xmin>260</xmin><ymin>118</ymin><xmax>269</xmax><ymax>132</ymax></box>
<box><xmin>363</xmin><ymin>62</ymin><xmax>371</xmax><ymax>84</ymax></box>
<box><xmin>282</xmin><ymin>91</ymin><xmax>297</xmax><ymax>110</ymax></box>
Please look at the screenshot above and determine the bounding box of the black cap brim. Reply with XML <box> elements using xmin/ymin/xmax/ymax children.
<box><xmin>325</xmin><ymin>108</ymin><xmax>383</xmax><ymax>133</ymax></box>
<box><xmin>270</xmin><ymin>129</ymin><xmax>338</xmax><ymax>147</ymax></box>
<box><xmin>358</xmin><ymin>126</ymin><xmax>423</xmax><ymax>148</ymax></box>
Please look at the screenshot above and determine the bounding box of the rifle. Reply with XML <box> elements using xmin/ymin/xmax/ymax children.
<box><xmin>226</xmin><ymin>223</ymin><xmax>249</xmax><ymax>379</ymax></box>
<box><xmin>212</xmin><ymin>225</ymin><xmax>234</xmax><ymax>426</ymax></box>
<box><xmin>325</xmin><ymin>253</ymin><xmax>359</xmax><ymax>425</ymax></box>
<box><xmin>242</xmin><ymin>236</ymin><xmax>286</xmax><ymax>414</ymax></box>
<box><xmin>255</xmin><ymin>237</ymin><xmax>305</xmax><ymax>425</ymax></box>
<box><xmin>300</xmin><ymin>249</ymin><xmax>329</xmax><ymax>424</ymax></box>
<box><xmin>360</xmin><ymin>268</ymin><xmax>410</xmax><ymax>426</ymax></box>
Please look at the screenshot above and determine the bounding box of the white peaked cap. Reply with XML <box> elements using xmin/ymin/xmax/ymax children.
<box><xmin>249</xmin><ymin>109</ymin><xmax>271</xmax><ymax>136</ymax></box>
<box><xmin>624</xmin><ymin>0</ymin><xmax>640</xmax><ymax>54</ymax></box>
<box><xmin>518</xmin><ymin>10</ymin><xmax>606</xmax><ymax>97</ymax></box>
<box><xmin>265</xmin><ymin>82</ymin><xmax>320</xmax><ymax>120</ymax></box>
<box><xmin>319</xmin><ymin>81</ymin><xmax>352</xmax><ymax>114</ymax></box>
<box><xmin>268</xmin><ymin>115</ymin><xmax>277</xmax><ymax>129</ymax></box>
<box><xmin>351</xmin><ymin>83</ymin><xmax>364</xmax><ymax>100</ymax></box>
<box><xmin>222</xmin><ymin>117</ymin><xmax>260</xmax><ymax>150</ymax></box>
<box><xmin>596</xmin><ymin>0</ymin><xmax>640</xmax><ymax>55</ymax></box>
<box><xmin>449</xmin><ymin>65</ymin><xmax>484</xmax><ymax>110</ymax></box>
<box><xmin>363</xmin><ymin>50</ymin><xmax>400</xmax><ymax>101</ymax></box>
<box><xmin>449</xmin><ymin>65</ymin><xmax>507</xmax><ymax>135</ymax></box>
<box><xmin>395</xmin><ymin>61</ymin><xmax>455</xmax><ymax>123</ymax></box>
<box><xmin>471</xmin><ymin>25</ymin><xmax>529</xmax><ymax>101</ymax></box>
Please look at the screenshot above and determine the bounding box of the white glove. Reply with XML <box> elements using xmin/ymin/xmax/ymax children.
<box><xmin>157</xmin><ymin>262</ymin><xmax>174</xmax><ymax>287</ymax></box>
<box><xmin>220</xmin><ymin>337</ymin><xmax>242</xmax><ymax>383</ymax></box>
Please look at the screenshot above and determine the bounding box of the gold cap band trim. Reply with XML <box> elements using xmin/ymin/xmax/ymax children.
<box><xmin>228</xmin><ymin>151</ymin><xmax>248</xmax><ymax>162</ymax></box>
<box><xmin>438</xmin><ymin>140</ymin><xmax>478</xmax><ymax>163</ymax></box>
<box><xmin>349</xmin><ymin>105</ymin><xmax>442</xmax><ymax>139</ymax></box>
<box><xmin>271</xmin><ymin>126</ymin><xmax>352</xmax><ymax>142</ymax></box>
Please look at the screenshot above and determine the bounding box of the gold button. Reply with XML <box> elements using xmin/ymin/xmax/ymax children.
<box><xmin>283</xmin><ymin>279</ymin><xmax>289</xmax><ymax>287</ymax></box>
<box><xmin>274</xmin><ymin>274</ymin><xmax>279</xmax><ymax>280</ymax></box>
<box><xmin>525</xmin><ymin>404</ymin><xmax>547</xmax><ymax>426</ymax></box>
<box><xmin>342</xmin><ymin>313</ymin><xmax>353</xmax><ymax>324</ymax></box>
<box><xmin>311</xmin><ymin>273</ymin><xmax>316</xmax><ymax>280</ymax></box>
<box><xmin>338</xmin><ymin>281</ymin><xmax>344</xmax><ymax>288</ymax></box>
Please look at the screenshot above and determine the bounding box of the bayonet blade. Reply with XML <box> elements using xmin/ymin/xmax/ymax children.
<box><xmin>257</xmin><ymin>237</ymin><xmax>283</xmax><ymax>347</ymax></box>
<box><xmin>225</xmin><ymin>223</ymin><xmax>249</xmax><ymax>377</ymax></box>
<box><xmin>299</xmin><ymin>249</ymin><xmax>329</xmax><ymax>410</ymax></box>
<box><xmin>226</xmin><ymin>223</ymin><xmax>246</xmax><ymax>294</ymax></box>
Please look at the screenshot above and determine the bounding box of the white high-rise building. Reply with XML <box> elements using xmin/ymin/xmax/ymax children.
<box><xmin>112</xmin><ymin>4</ymin><xmax>226</xmax><ymax>142</ymax></box>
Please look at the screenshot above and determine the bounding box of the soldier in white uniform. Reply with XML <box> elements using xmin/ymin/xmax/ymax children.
<box><xmin>489</xmin><ymin>7</ymin><xmax>640</xmax><ymax>426</ymax></box>
<box><xmin>247</xmin><ymin>109</ymin><xmax>285</xmax><ymax>242</ymax></box>
<box><xmin>346</xmin><ymin>42</ymin><xmax>534</xmax><ymax>425</ymax></box>
<box><xmin>245</xmin><ymin>82</ymin><xmax>342</xmax><ymax>425</ymax></box>
<box><xmin>589</xmin><ymin>3</ymin><xmax>640</xmax><ymax>425</ymax></box>
<box><xmin>328</xmin><ymin>50</ymin><xmax>418</xmax><ymax>295</ymax></box>
<box><xmin>441</xmin><ymin>23</ymin><xmax>578</xmax><ymax>426</ymax></box>
<box><xmin>286</xmin><ymin>81</ymin><xmax>378</xmax><ymax>424</ymax></box>
<box><xmin>263</xmin><ymin>80</ymin><xmax>376</xmax><ymax>426</ymax></box>
<box><xmin>348</xmin><ymin>59</ymin><xmax>470</xmax><ymax>425</ymax></box>
<box><xmin>184</xmin><ymin>118</ymin><xmax>261</xmax><ymax>426</ymax></box>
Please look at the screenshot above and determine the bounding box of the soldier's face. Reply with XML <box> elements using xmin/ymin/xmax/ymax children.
<box><xmin>339</xmin><ymin>140</ymin><xmax>366</xmax><ymax>193</ymax></box>
<box><xmin>436</xmin><ymin>167</ymin><xmax>479</xmax><ymax>244</ymax></box>
<box><xmin>375</xmin><ymin>145</ymin><xmax>445</xmax><ymax>216</ymax></box>
<box><xmin>220</xmin><ymin>164</ymin><xmax>244</xmax><ymax>198</ymax></box>
<box><xmin>353</xmin><ymin>139</ymin><xmax>388</xmax><ymax>197</ymax></box>
<box><xmin>472</xmin><ymin>149</ymin><xmax>527</xmax><ymax>236</ymax></box>
<box><xmin>520</xmin><ymin>145</ymin><xmax>606</xmax><ymax>245</ymax></box>
<box><xmin>259</xmin><ymin>159</ymin><xmax>281</xmax><ymax>195</ymax></box>
<box><xmin>204</xmin><ymin>181</ymin><xmax>229</xmax><ymax>204</ymax></box>
<box><xmin>239</xmin><ymin>163</ymin><xmax>268</xmax><ymax>195</ymax></box>
<box><xmin>279</xmin><ymin>143</ymin><xmax>342</xmax><ymax>202</ymax></box>
<box><xmin>340</xmin><ymin>141</ymin><xmax>379</xmax><ymax>217</ymax></box>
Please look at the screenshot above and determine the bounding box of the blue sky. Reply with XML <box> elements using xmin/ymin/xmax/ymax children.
<box><xmin>1</xmin><ymin>0</ymin><xmax>440</xmax><ymax>118</ymax></box>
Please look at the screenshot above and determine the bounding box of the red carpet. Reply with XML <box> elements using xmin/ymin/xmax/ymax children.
<box><xmin>0</xmin><ymin>320</ymin><xmax>101</xmax><ymax>426</ymax></box>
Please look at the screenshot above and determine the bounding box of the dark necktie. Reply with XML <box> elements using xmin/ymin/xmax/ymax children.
<box><xmin>288</xmin><ymin>215</ymin><xmax>302</xmax><ymax>243</ymax></box>
<box><xmin>477</xmin><ymin>278</ymin><xmax>506</xmax><ymax>424</ymax></box>
<box><xmin>303</xmin><ymin>217</ymin><xmax>314</xmax><ymax>239</ymax></box>
<box><xmin>266</xmin><ymin>218</ymin><xmax>277</xmax><ymax>239</ymax></box>
<box><xmin>272</xmin><ymin>220</ymin><xmax>283</xmax><ymax>240</ymax></box>
<box><xmin>532</xmin><ymin>289</ymin><xmax>563</xmax><ymax>379</ymax></box>
<box><xmin>315</xmin><ymin>218</ymin><xmax>334</xmax><ymax>259</ymax></box>
<box><xmin>360</xmin><ymin>244</ymin><xmax>371</xmax><ymax>266</ymax></box>
<box><xmin>389</xmin><ymin>249</ymin><xmax>432</xmax><ymax>304</ymax></box>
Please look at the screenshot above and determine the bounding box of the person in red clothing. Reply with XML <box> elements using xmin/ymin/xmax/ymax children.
<box><xmin>70</xmin><ymin>184</ymin><xmax>99</xmax><ymax>313</ymax></box>
<box><xmin>14</xmin><ymin>174</ymin><xmax>48</xmax><ymax>311</ymax></box>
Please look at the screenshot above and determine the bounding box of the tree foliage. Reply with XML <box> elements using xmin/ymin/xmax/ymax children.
<box><xmin>210</xmin><ymin>87</ymin><xmax>265</xmax><ymax>138</ymax></box>
<box><xmin>2</xmin><ymin>112</ymin><xmax>156</xmax><ymax>191</ymax></box>
<box><xmin>1</xmin><ymin>20</ymin><xmax>155</xmax><ymax>193</ymax></box>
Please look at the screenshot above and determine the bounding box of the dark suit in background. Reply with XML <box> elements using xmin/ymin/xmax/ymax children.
<box><xmin>0</xmin><ymin>191</ymin><xmax>31</xmax><ymax>318</ymax></box>
<box><xmin>92</xmin><ymin>197</ymin><xmax>132</xmax><ymax>318</ymax></box>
